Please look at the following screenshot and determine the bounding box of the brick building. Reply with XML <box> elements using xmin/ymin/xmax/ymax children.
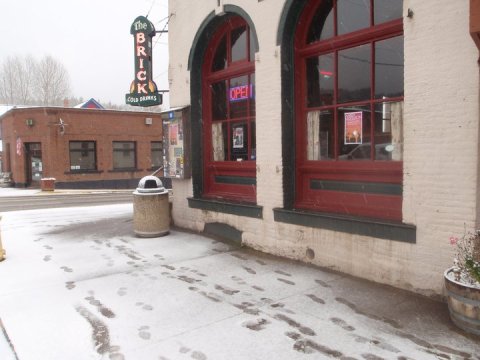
<box><xmin>166</xmin><ymin>0</ymin><xmax>480</xmax><ymax>296</ymax></box>
<box><xmin>0</xmin><ymin>107</ymin><xmax>165</xmax><ymax>188</ymax></box>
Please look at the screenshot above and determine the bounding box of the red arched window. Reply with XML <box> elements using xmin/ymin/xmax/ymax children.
<box><xmin>295</xmin><ymin>0</ymin><xmax>404</xmax><ymax>221</ymax></box>
<box><xmin>202</xmin><ymin>16</ymin><xmax>256</xmax><ymax>203</ymax></box>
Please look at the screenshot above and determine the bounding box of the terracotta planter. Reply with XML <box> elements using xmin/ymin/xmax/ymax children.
<box><xmin>444</xmin><ymin>267</ymin><xmax>480</xmax><ymax>336</ymax></box>
<box><xmin>40</xmin><ymin>178</ymin><xmax>55</xmax><ymax>192</ymax></box>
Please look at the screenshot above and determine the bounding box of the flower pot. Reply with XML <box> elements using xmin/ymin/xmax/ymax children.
<box><xmin>444</xmin><ymin>267</ymin><xmax>480</xmax><ymax>336</ymax></box>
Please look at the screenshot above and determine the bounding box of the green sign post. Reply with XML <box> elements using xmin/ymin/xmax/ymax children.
<box><xmin>126</xmin><ymin>16</ymin><xmax>162</xmax><ymax>107</ymax></box>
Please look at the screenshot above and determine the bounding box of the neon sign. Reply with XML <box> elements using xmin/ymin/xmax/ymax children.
<box><xmin>229</xmin><ymin>84</ymin><xmax>254</xmax><ymax>102</ymax></box>
<box><xmin>125</xmin><ymin>16</ymin><xmax>162</xmax><ymax>107</ymax></box>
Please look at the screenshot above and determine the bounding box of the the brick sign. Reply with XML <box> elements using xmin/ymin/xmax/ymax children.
<box><xmin>471</xmin><ymin>0</ymin><xmax>480</xmax><ymax>50</ymax></box>
<box><xmin>126</xmin><ymin>16</ymin><xmax>162</xmax><ymax>107</ymax></box>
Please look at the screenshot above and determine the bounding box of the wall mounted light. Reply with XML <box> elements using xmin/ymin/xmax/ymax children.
<box><xmin>25</xmin><ymin>119</ymin><xmax>34</xmax><ymax>127</ymax></box>
<box><xmin>407</xmin><ymin>8</ymin><xmax>414</xmax><ymax>18</ymax></box>
<box><xmin>58</xmin><ymin>118</ymin><xmax>67</xmax><ymax>135</ymax></box>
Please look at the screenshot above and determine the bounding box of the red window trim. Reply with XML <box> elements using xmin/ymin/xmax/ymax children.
<box><xmin>294</xmin><ymin>0</ymin><xmax>404</xmax><ymax>221</ymax></box>
<box><xmin>202</xmin><ymin>15</ymin><xmax>256</xmax><ymax>204</ymax></box>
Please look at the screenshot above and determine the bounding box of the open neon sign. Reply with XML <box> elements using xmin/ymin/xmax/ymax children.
<box><xmin>229</xmin><ymin>84</ymin><xmax>254</xmax><ymax>102</ymax></box>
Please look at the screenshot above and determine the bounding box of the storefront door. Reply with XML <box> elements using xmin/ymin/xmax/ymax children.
<box><xmin>25</xmin><ymin>143</ymin><xmax>42</xmax><ymax>187</ymax></box>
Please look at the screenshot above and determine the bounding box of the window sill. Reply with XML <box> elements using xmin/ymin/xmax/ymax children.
<box><xmin>273</xmin><ymin>208</ymin><xmax>416</xmax><ymax>243</ymax></box>
<box><xmin>64</xmin><ymin>170</ymin><xmax>103</xmax><ymax>175</ymax></box>
<box><xmin>188</xmin><ymin>197</ymin><xmax>263</xmax><ymax>219</ymax></box>
<box><xmin>108</xmin><ymin>168</ymin><xmax>143</xmax><ymax>173</ymax></box>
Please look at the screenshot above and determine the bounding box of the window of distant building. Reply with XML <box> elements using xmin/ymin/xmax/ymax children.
<box><xmin>69</xmin><ymin>141</ymin><xmax>97</xmax><ymax>171</ymax></box>
<box><xmin>294</xmin><ymin>0</ymin><xmax>404</xmax><ymax>221</ymax></box>
<box><xmin>151</xmin><ymin>141</ymin><xmax>163</xmax><ymax>169</ymax></box>
<box><xmin>113</xmin><ymin>141</ymin><xmax>136</xmax><ymax>170</ymax></box>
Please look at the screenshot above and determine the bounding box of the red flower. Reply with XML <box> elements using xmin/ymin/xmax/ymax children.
<box><xmin>449</xmin><ymin>236</ymin><xmax>458</xmax><ymax>245</ymax></box>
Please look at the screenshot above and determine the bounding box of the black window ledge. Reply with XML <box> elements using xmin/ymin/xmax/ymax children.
<box><xmin>188</xmin><ymin>197</ymin><xmax>263</xmax><ymax>219</ymax></box>
<box><xmin>108</xmin><ymin>168</ymin><xmax>143</xmax><ymax>173</ymax></box>
<box><xmin>64</xmin><ymin>170</ymin><xmax>103</xmax><ymax>175</ymax></box>
<box><xmin>273</xmin><ymin>208</ymin><xmax>416</xmax><ymax>243</ymax></box>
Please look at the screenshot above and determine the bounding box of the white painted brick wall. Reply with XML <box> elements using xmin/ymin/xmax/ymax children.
<box><xmin>168</xmin><ymin>0</ymin><xmax>480</xmax><ymax>296</ymax></box>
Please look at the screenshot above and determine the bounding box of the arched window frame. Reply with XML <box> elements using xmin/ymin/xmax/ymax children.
<box><xmin>294</xmin><ymin>0</ymin><xmax>404</xmax><ymax>221</ymax></box>
<box><xmin>201</xmin><ymin>15</ymin><xmax>257</xmax><ymax>204</ymax></box>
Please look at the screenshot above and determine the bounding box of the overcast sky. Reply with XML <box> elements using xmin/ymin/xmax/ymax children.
<box><xmin>0</xmin><ymin>0</ymin><xmax>169</xmax><ymax>107</ymax></box>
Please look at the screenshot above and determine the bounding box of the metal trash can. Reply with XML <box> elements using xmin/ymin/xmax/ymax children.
<box><xmin>133</xmin><ymin>176</ymin><xmax>170</xmax><ymax>237</ymax></box>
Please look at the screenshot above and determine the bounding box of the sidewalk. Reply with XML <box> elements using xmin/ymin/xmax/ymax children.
<box><xmin>0</xmin><ymin>186</ymin><xmax>133</xmax><ymax>197</ymax></box>
<box><xmin>0</xmin><ymin>204</ymin><xmax>478</xmax><ymax>359</ymax></box>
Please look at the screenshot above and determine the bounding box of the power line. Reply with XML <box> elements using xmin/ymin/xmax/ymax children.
<box><xmin>153</xmin><ymin>13</ymin><xmax>173</xmax><ymax>49</ymax></box>
<box><xmin>145</xmin><ymin>0</ymin><xmax>155</xmax><ymax>18</ymax></box>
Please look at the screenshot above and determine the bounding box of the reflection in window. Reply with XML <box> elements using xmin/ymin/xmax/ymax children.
<box><xmin>231</xmin><ymin>26</ymin><xmax>247</xmax><ymax>62</ymax></box>
<box><xmin>69</xmin><ymin>141</ymin><xmax>96</xmax><ymax>171</ymax></box>
<box><xmin>374</xmin><ymin>102</ymin><xmax>403</xmax><ymax>161</ymax></box>
<box><xmin>151</xmin><ymin>141</ymin><xmax>163</xmax><ymax>168</ymax></box>
<box><xmin>249</xmin><ymin>29</ymin><xmax>255</xmax><ymax>61</ymax></box>
<box><xmin>338</xmin><ymin>45</ymin><xmax>371</xmax><ymax>103</ymax></box>
<box><xmin>375</xmin><ymin>36</ymin><xmax>404</xmax><ymax>99</ymax></box>
<box><xmin>113</xmin><ymin>141</ymin><xmax>136</xmax><ymax>169</ymax></box>
<box><xmin>374</xmin><ymin>0</ymin><xmax>403</xmax><ymax>25</ymax></box>
<box><xmin>337</xmin><ymin>0</ymin><xmax>370</xmax><ymax>35</ymax></box>
<box><xmin>250</xmin><ymin>121</ymin><xmax>256</xmax><ymax>160</ymax></box>
<box><xmin>250</xmin><ymin>74</ymin><xmax>256</xmax><ymax>116</ymax></box>
<box><xmin>212</xmin><ymin>35</ymin><xmax>227</xmax><ymax>72</ymax></box>
<box><xmin>211</xmin><ymin>81</ymin><xmax>227</xmax><ymax>120</ymax></box>
<box><xmin>307</xmin><ymin>0</ymin><xmax>334</xmax><ymax>43</ymax></box>
<box><xmin>307</xmin><ymin>53</ymin><xmax>335</xmax><ymax>107</ymax></box>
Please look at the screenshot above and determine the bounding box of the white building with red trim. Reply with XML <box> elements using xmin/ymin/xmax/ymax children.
<box><xmin>166</xmin><ymin>0</ymin><xmax>480</xmax><ymax>297</ymax></box>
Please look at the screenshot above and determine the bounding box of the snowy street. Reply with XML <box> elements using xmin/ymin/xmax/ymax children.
<box><xmin>0</xmin><ymin>204</ymin><xmax>478</xmax><ymax>359</ymax></box>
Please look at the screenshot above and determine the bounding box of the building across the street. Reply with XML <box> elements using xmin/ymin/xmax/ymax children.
<box><xmin>166</xmin><ymin>0</ymin><xmax>480</xmax><ymax>296</ymax></box>
<box><xmin>0</xmin><ymin>106</ymin><xmax>166</xmax><ymax>189</ymax></box>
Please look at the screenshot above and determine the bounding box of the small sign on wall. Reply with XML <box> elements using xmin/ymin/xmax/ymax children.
<box><xmin>344</xmin><ymin>111</ymin><xmax>362</xmax><ymax>145</ymax></box>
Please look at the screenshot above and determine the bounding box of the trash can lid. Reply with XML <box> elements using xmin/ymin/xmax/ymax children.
<box><xmin>135</xmin><ymin>175</ymin><xmax>166</xmax><ymax>193</ymax></box>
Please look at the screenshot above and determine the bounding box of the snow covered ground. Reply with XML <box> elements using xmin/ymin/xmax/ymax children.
<box><xmin>0</xmin><ymin>187</ymin><xmax>40</xmax><ymax>197</ymax></box>
<box><xmin>0</xmin><ymin>204</ymin><xmax>478</xmax><ymax>359</ymax></box>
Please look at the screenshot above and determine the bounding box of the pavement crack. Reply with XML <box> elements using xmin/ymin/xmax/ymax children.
<box><xmin>0</xmin><ymin>318</ymin><xmax>20</xmax><ymax>360</ymax></box>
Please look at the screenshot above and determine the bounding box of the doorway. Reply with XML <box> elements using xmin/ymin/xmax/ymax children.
<box><xmin>25</xmin><ymin>143</ymin><xmax>42</xmax><ymax>187</ymax></box>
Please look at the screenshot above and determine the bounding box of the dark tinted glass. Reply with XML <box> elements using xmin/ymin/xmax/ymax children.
<box><xmin>212</xmin><ymin>35</ymin><xmax>227</xmax><ymax>71</ymax></box>
<box><xmin>337</xmin><ymin>0</ymin><xmax>370</xmax><ymax>35</ymax></box>
<box><xmin>211</xmin><ymin>81</ymin><xmax>227</xmax><ymax>120</ymax></box>
<box><xmin>249</xmin><ymin>73</ymin><xmax>256</xmax><ymax>116</ymax></box>
<box><xmin>374</xmin><ymin>0</ymin><xmax>403</xmax><ymax>24</ymax></box>
<box><xmin>307</xmin><ymin>0</ymin><xmax>334</xmax><ymax>43</ymax></box>
<box><xmin>231</xmin><ymin>26</ymin><xmax>247</xmax><ymax>62</ymax></box>
<box><xmin>338</xmin><ymin>44</ymin><xmax>371</xmax><ymax>103</ymax></box>
<box><xmin>307</xmin><ymin>53</ymin><xmax>334</xmax><ymax>107</ymax></box>
<box><xmin>250</xmin><ymin>121</ymin><xmax>256</xmax><ymax>160</ymax></box>
<box><xmin>375</xmin><ymin>36</ymin><xmax>404</xmax><ymax>98</ymax></box>
<box><xmin>249</xmin><ymin>28</ymin><xmax>255</xmax><ymax>61</ymax></box>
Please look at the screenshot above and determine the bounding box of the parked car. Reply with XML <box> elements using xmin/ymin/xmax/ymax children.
<box><xmin>338</xmin><ymin>143</ymin><xmax>394</xmax><ymax>160</ymax></box>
